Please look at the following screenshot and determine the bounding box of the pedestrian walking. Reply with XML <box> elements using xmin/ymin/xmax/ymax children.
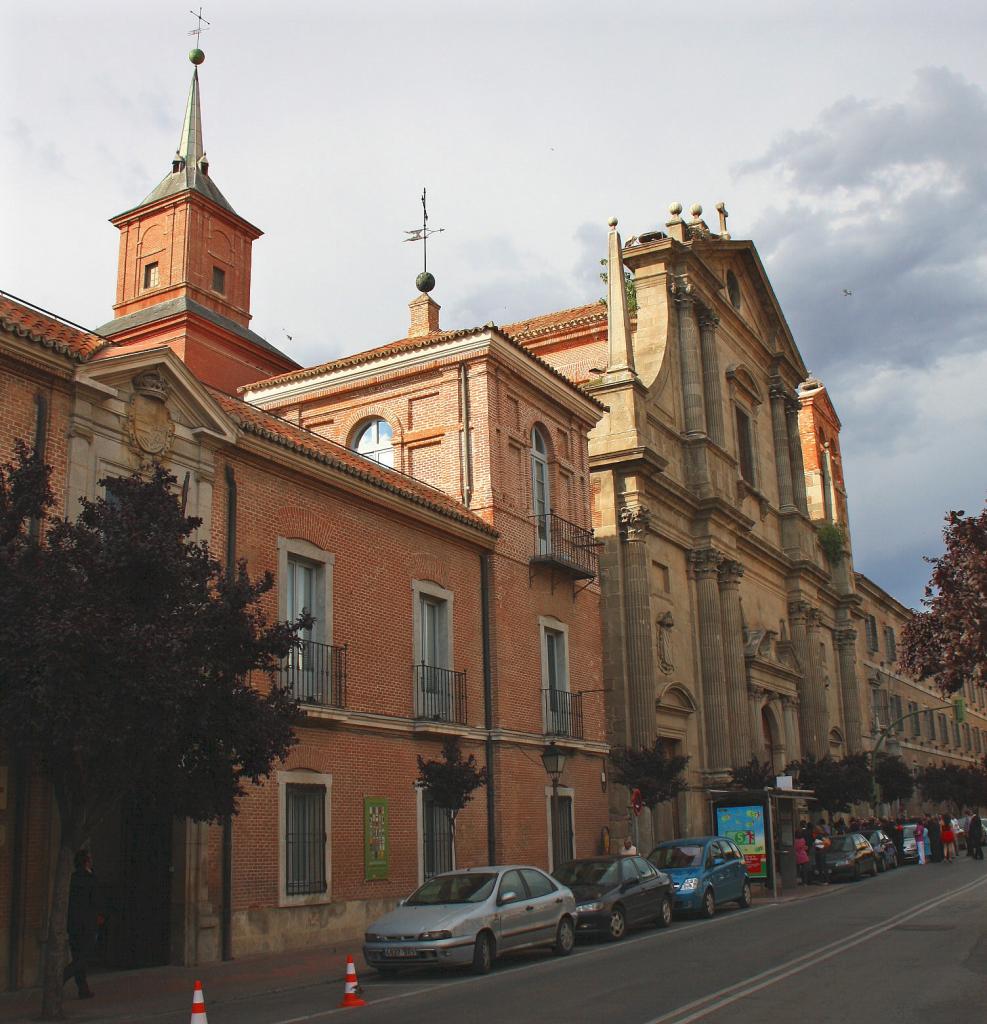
<box><xmin>928</xmin><ymin>815</ymin><xmax>943</xmax><ymax>862</ymax></box>
<box><xmin>941</xmin><ymin>818</ymin><xmax>956</xmax><ymax>862</ymax></box>
<box><xmin>812</xmin><ymin>828</ymin><xmax>831</xmax><ymax>884</ymax></box>
<box><xmin>967</xmin><ymin>812</ymin><xmax>984</xmax><ymax>861</ymax></box>
<box><xmin>62</xmin><ymin>849</ymin><xmax>99</xmax><ymax>1000</ymax></box>
<box><xmin>915</xmin><ymin>818</ymin><xmax>927</xmax><ymax>865</ymax></box>
<box><xmin>795</xmin><ymin>834</ymin><xmax>811</xmax><ymax>886</ymax></box>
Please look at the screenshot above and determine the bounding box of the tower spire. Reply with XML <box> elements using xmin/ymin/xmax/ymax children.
<box><xmin>175</xmin><ymin>62</ymin><xmax>205</xmax><ymax>171</ymax></box>
<box><xmin>605</xmin><ymin>217</ymin><xmax>636</xmax><ymax>376</ymax></box>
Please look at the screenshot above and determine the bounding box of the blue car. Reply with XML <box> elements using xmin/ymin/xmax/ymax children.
<box><xmin>647</xmin><ymin>836</ymin><xmax>752</xmax><ymax>918</ymax></box>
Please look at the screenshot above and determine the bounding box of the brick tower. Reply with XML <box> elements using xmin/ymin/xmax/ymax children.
<box><xmin>95</xmin><ymin>50</ymin><xmax>298</xmax><ymax>392</ymax></box>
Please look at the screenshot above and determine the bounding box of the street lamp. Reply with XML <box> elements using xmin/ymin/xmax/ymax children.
<box><xmin>541</xmin><ymin>742</ymin><xmax>567</xmax><ymax>869</ymax></box>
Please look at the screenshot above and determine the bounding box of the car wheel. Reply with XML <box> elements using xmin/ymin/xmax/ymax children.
<box><xmin>655</xmin><ymin>894</ymin><xmax>673</xmax><ymax>929</ymax></box>
<box><xmin>471</xmin><ymin>931</ymin><xmax>494</xmax><ymax>975</ymax></box>
<box><xmin>608</xmin><ymin>905</ymin><xmax>627</xmax><ymax>941</ymax></box>
<box><xmin>737</xmin><ymin>880</ymin><xmax>752</xmax><ymax>908</ymax></box>
<box><xmin>554</xmin><ymin>916</ymin><xmax>575</xmax><ymax>956</ymax></box>
<box><xmin>700</xmin><ymin>888</ymin><xmax>715</xmax><ymax>919</ymax></box>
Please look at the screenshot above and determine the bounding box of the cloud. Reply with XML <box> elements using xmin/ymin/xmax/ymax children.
<box><xmin>737</xmin><ymin>68</ymin><xmax>987</xmax><ymax>606</ymax></box>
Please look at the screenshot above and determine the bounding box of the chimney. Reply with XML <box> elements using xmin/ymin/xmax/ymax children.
<box><xmin>409</xmin><ymin>293</ymin><xmax>441</xmax><ymax>337</ymax></box>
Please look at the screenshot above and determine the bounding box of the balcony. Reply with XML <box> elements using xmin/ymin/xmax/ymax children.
<box><xmin>281</xmin><ymin>640</ymin><xmax>346</xmax><ymax>708</ymax></box>
<box><xmin>530</xmin><ymin>513</ymin><xmax>598</xmax><ymax>582</ymax></box>
<box><xmin>543</xmin><ymin>688</ymin><xmax>584</xmax><ymax>740</ymax></box>
<box><xmin>414</xmin><ymin>664</ymin><xmax>468</xmax><ymax>725</ymax></box>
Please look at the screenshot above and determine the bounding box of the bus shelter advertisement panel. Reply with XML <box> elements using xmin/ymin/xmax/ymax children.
<box><xmin>716</xmin><ymin>805</ymin><xmax>767</xmax><ymax>879</ymax></box>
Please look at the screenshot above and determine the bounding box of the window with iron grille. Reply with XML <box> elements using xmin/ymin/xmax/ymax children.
<box><xmin>924</xmin><ymin>709</ymin><xmax>935</xmax><ymax>740</ymax></box>
<box><xmin>872</xmin><ymin>688</ymin><xmax>889</xmax><ymax>730</ymax></box>
<box><xmin>865</xmin><ymin>615</ymin><xmax>879</xmax><ymax>652</ymax></box>
<box><xmin>884</xmin><ymin>626</ymin><xmax>897</xmax><ymax>661</ymax></box>
<box><xmin>963</xmin><ymin>723</ymin><xmax>971</xmax><ymax>750</ymax></box>
<box><xmin>285</xmin><ymin>784</ymin><xmax>327</xmax><ymax>896</ymax></box>
<box><xmin>422</xmin><ymin>792</ymin><xmax>453</xmax><ymax>880</ymax></box>
<box><xmin>908</xmin><ymin>702</ymin><xmax>920</xmax><ymax>737</ymax></box>
<box><xmin>952</xmin><ymin>720</ymin><xmax>961</xmax><ymax>747</ymax></box>
<box><xmin>549</xmin><ymin>794</ymin><xmax>575</xmax><ymax>870</ymax></box>
<box><xmin>889</xmin><ymin>694</ymin><xmax>903</xmax><ymax>728</ymax></box>
<box><xmin>938</xmin><ymin>714</ymin><xmax>949</xmax><ymax>745</ymax></box>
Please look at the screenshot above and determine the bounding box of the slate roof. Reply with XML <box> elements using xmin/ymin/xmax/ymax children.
<box><xmin>501</xmin><ymin>301</ymin><xmax>608</xmax><ymax>341</ymax></box>
<box><xmin>96</xmin><ymin>297</ymin><xmax>296</xmax><ymax>364</ymax></box>
<box><xmin>0</xmin><ymin>292</ymin><xmax>106</xmax><ymax>360</ymax></box>
<box><xmin>123</xmin><ymin>165</ymin><xmax>237</xmax><ymax>217</ymax></box>
<box><xmin>210</xmin><ymin>390</ymin><xmax>497</xmax><ymax>537</ymax></box>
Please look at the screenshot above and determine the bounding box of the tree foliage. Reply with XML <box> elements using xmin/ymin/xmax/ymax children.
<box><xmin>873</xmin><ymin>753</ymin><xmax>915</xmax><ymax>804</ymax></box>
<box><xmin>0</xmin><ymin>448</ymin><xmax>309</xmax><ymax>1019</ymax></box>
<box><xmin>900</xmin><ymin>502</ymin><xmax>987</xmax><ymax>694</ymax></box>
<box><xmin>728</xmin><ymin>757</ymin><xmax>777</xmax><ymax>791</ymax></box>
<box><xmin>416</xmin><ymin>738</ymin><xmax>488</xmax><ymax>819</ymax></box>
<box><xmin>786</xmin><ymin>754</ymin><xmax>871</xmax><ymax>815</ymax></box>
<box><xmin>610</xmin><ymin>739</ymin><xmax>690</xmax><ymax>809</ymax></box>
<box><xmin>598</xmin><ymin>259</ymin><xmax>639</xmax><ymax>314</ymax></box>
<box><xmin>917</xmin><ymin>757</ymin><xmax>987</xmax><ymax>812</ymax></box>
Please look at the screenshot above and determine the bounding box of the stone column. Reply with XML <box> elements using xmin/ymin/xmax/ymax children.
<box><xmin>690</xmin><ymin>548</ymin><xmax>730</xmax><ymax>774</ymax></box>
<box><xmin>790</xmin><ymin>600</ymin><xmax>823</xmax><ymax>758</ymax></box>
<box><xmin>619</xmin><ymin>505</ymin><xmax>658</xmax><ymax>750</ymax></box>
<box><xmin>718</xmin><ymin>559</ymin><xmax>753</xmax><ymax>766</ymax></box>
<box><xmin>698</xmin><ymin>310</ymin><xmax>725</xmax><ymax>446</ymax></box>
<box><xmin>805</xmin><ymin>607</ymin><xmax>830</xmax><ymax>757</ymax></box>
<box><xmin>786</xmin><ymin>398</ymin><xmax>809</xmax><ymax>515</ymax></box>
<box><xmin>673</xmin><ymin>284</ymin><xmax>707</xmax><ymax>438</ymax></box>
<box><xmin>768</xmin><ymin>381</ymin><xmax>796</xmax><ymax>513</ymax></box>
<box><xmin>781</xmin><ymin>694</ymin><xmax>801</xmax><ymax>763</ymax></box>
<box><xmin>835</xmin><ymin>627</ymin><xmax>863</xmax><ymax>753</ymax></box>
<box><xmin>748</xmin><ymin>684</ymin><xmax>766</xmax><ymax>762</ymax></box>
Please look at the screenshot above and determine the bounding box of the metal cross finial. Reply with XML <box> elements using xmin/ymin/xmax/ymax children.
<box><xmin>188</xmin><ymin>7</ymin><xmax>211</xmax><ymax>46</ymax></box>
<box><xmin>403</xmin><ymin>187</ymin><xmax>444</xmax><ymax>273</ymax></box>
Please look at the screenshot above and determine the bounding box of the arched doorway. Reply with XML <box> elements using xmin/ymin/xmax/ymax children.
<box><xmin>761</xmin><ymin>705</ymin><xmax>783</xmax><ymax>773</ymax></box>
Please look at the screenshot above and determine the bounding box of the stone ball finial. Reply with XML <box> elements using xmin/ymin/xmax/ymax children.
<box><xmin>416</xmin><ymin>271</ymin><xmax>436</xmax><ymax>294</ymax></box>
<box><xmin>690</xmin><ymin>203</ymin><xmax>703</xmax><ymax>217</ymax></box>
<box><xmin>668</xmin><ymin>202</ymin><xmax>683</xmax><ymax>216</ymax></box>
<box><xmin>608</xmin><ymin>216</ymin><xmax>618</xmax><ymax>228</ymax></box>
<box><xmin>189</xmin><ymin>48</ymin><xmax>206</xmax><ymax>65</ymax></box>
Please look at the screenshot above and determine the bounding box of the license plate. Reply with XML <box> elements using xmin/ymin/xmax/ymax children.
<box><xmin>384</xmin><ymin>947</ymin><xmax>418</xmax><ymax>958</ymax></box>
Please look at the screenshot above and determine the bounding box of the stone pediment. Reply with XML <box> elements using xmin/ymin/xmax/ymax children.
<box><xmin>745</xmin><ymin>628</ymin><xmax>801</xmax><ymax>682</ymax></box>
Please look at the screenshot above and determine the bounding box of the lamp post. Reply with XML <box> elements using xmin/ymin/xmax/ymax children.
<box><xmin>541</xmin><ymin>742</ymin><xmax>567</xmax><ymax>870</ymax></box>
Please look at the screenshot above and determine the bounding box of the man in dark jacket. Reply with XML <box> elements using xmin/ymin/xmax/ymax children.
<box><xmin>968</xmin><ymin>813</ymin><xmax>984</xmax><ymax>861</ymax></box>
<box><xmin>62</xmin><ymin>850</ymin><xmax>99</xmax><ymax>999</ymax></box>
<box><xmin>928</xmin><ymin>815</ymin><xmax>943</xmax><ymax>862</ymax></box>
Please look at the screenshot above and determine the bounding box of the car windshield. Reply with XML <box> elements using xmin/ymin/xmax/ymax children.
<box><xmin>902</xmin><ymin>825</ymin><xmax>916</xmax><ymax>838</ymax></box>
<box><xmin>554</xmin><ymin>860</ymin><xmax>620</xmax><ymax>886</ymax></box>
<box><xmin>651</xmin><ymin>844</ymin><xmax>704</xmax><ymax>869</ymax></box>
<box><xmin>862</xmin><ymin>831</ymin><xmax>882</xmax><ymax>843</ymax></box>
<box><xmin>829</xmin><ymin>836</ymin><xmax>855</xmax><ymax>852</ymax></box>
<box><xmin>406</xmin><ymin>873</ymin><xmax>497</xmax><ymax>906</ymax></box>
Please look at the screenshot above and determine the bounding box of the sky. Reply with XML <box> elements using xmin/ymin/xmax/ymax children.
<box><xmin>2</xmin><ymin>0</ymin><xmax>986</xmax><ymax>610</ymax></box>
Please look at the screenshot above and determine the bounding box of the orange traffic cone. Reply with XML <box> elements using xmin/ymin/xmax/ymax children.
<box><xmin>339</xmin><ymin>955</ymin><xmax>366</xmax><ymax>1008</ymax></box>
<box><xmin>191</xmin><ymin>980</ymin><xmax>208</xmax><ymax>1022</ymax></box>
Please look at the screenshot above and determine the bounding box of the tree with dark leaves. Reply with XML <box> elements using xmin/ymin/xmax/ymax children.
<box><xmin>416</xmin><ymin>738</ymin><xmax>488</xmax><ymax>841</ymax></box>
<box><xmin>728</xmin><ymin>757</ymin><xmax>777</xmax><ymax>791</ymax></box>
<box><xmin>900</xmin><ymin>502</ymin><xmax>987</xmax><ymax>695</ymax></box>
<box><xmin>786</xmin><ymin>754</ymin><xmax>871</xmax><ymax>817</ymax></box>
<box><xmin>610</xmin><ymin>739</ymin><xmax>690</xmax><ymax>810</ymax></box>
<box><xmin>0</xmin><ymin>446</ymin><xmax>309</xmax><ymax>1020</ymax></box>
<box><xmin>873</xmin><ymin>753</ymin><xmax>915</xmax><ymax>805</ymax></box>
<box><xmin>917</xmin><ymin>758</ymin><xmax>987</xmax><ymax>814</ymax></box>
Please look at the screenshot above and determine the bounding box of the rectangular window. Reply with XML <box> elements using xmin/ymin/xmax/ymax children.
<box><xmin>952</xmin><ymin>720</ymin><xmax>961</xmax><ymax>747</ymax></box>
<box><xmin>422</xmin><ymin>793</ymin><xmax>453</xmax><ymax>880</ymax></box>
<box><xmin>285</xmin><ymin>784</ymin><xmax>327</xmax><ymax>896</ymax></box>
<box><xmin>279</xmin><ymin>540</ymin><xmax>336</xmax><ymax>706</ymax></box>
<box><xmin>963</xmin><ymin>723</ymin><xmax>971</xmax><ymax>750</ymax></box>
<box><xmin>938</xmin><ymin>714</ymin><xmax>949</xmax><ymax>745</ymax></box>
<box><xmin>890</xmin><ymin>694</ymin><xmax>903</xmax><ymax>729</ymax></box>
<box><xmin>884</xmin><ymin>626</ymin><xmax>897</xmax><ymax>661</ymax></box>
<box><xmin>735</xmin><ymin>407</ymin><xmax>756</xmax><ymax>485</ymax></box>
<box><xmin>413</xmin><ymin>581</ymin><xmax>456</xmax><ymax>721</ymax></box>
<box><xmin>143</xmin><ymin>261</ymin><xmax>159</xmax><ymax>289</ymax></box>
<box><xmin>924</xmin><ymin>709</ymin><xmax>935</xmax><ymax>740</ymax></box>
<box><xmin>864</xmin><ymin>615</ymin><xmax>879</xmax><ymax>652</ymax></box>
<box><xmin>872</xmin><ymin>688</ymin><xmax>889</xmax><ymax>731</ymax></box>
<box><xmin>212</xmin><ymin>265</ymin><xmax>226</xmax><ymax>294</ymax></box>
<box><xmin>909</xmin><ymin>702</ymin><xmax>921</xmax><ymax>737</ymax></box>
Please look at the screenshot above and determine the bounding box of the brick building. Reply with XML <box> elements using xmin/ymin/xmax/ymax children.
<box><xmin>0</xmin><ymin>54</ymin><xmax>607</xmax><ymax>988</ymax></box>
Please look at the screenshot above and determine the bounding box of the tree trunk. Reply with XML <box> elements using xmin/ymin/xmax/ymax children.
<box><xmin>39</xmin><ymin>839</ymin><xmax>74</xmax><ymax>1020</ymax></box>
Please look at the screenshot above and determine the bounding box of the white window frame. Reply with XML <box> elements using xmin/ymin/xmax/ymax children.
<box><xmin>539</xmin><ymin>616</ymin><xmax>570</xmax><ymax>733</ymax></box>
<box><xmin>543</xmin><ymin>784</ymin><xmax>576</xmax><ymax>872</ymax></box>
<box><xmin>278</xmin><ymin>538</ymin><xmax>334</xmax><ymax>644</ymax></box>
<box><xmin>531</xmin><ymin>426</ymin><xmax>552</xmax><ymax>554</ymax></box>
<box><xmin>353</xmin><ymin>418</ymin><xmax>395</xmax><ymax>468</ymax></box>
<box><xmin>412</xmin><ymin>580</ymin><xmax>454</xmax><ymax>669</ymax></box>
<box><xmin>278</xmin><ymin>769</ymin><xmax>332</xmax><ymax>907</ymax></box>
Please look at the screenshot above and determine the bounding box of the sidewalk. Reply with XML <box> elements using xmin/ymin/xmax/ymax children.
<box><xmin>0</xmin><ymin>939</ymin><xmax>369</xmax><ymax>1023</ymax></box>
<box><xmin>752</xmin><ymin>880</ymin><xmax>844</xmax><ymax>904</ymax></box>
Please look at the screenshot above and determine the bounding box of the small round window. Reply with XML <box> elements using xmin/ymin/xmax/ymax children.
<box><xmin>353</xmin><ymin>418</ymin><xmax>394</xmax><ymax>468</ymax></box>
<box><xmin>726</xmin><ymin>270</ymin><xmax>741</xmax><ymax>310</ymax></box>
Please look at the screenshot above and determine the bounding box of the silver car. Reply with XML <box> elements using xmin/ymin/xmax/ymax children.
<box><xmin>363</xmin><ymin>865</ymin><xmax>577</xmax><ymax>974</ymax></box>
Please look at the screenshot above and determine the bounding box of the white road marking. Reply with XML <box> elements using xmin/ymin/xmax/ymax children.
<box><xmin>643</xmin><ymin>874</ymin><xmax>987</xmax><ymax>1024</ymax></box>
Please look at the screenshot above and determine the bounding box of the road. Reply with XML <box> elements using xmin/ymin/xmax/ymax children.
<box><xmin>140</xmin><ymin>858</ymin><xmax>987</xmax><ymax>1024</ymax></box>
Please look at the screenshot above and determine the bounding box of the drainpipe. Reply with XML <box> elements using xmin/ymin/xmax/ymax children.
<box><xmin>459</xmin><ymin>363</ymin><xmax>474</xmax><ymax>508</ymax></box>
<box><xmin>480</xmin><ymin>552</ymin><xmax>496</xmax><ymax>864</ymax></box>
<box><xmin>221</xmin><ymin>464</ymin><xmax>237</xmax><ymax>961</ymax></box>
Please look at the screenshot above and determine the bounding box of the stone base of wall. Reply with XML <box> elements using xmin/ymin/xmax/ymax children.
<box><xmin>232</xmin><ymin>897</ymin><xmax>398</xmax><ymax>958</ymax></box>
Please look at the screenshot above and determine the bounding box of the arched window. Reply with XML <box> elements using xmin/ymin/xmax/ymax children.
<box><xmin>353</xmin><ymin>418</ymin><xmax>394</xmax><ymax>468</ymax></box>
<box><xmin>531</xmin><ymin>426</ymin><xmax>551</xmax><ymax>553</ymax></box>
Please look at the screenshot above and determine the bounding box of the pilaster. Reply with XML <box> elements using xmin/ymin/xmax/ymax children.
<box><xmin>619</xmin><ymin>504</ymin><xmax>658</xmax><ymax>750</ymax></box>
<box><xmin>835</xmin><ymin>626</ymin><xmax>863</xmax><ymax>753</ymax></box>
<box><xmin>718</xmin><ymin>559</ymin><xmax>752</xmax><ymax>766</ymax></box>
<box><xmin>690</xmin><ymin>547</ymin><xmax>730</xmax><ymax>774</ymax></box>
<box><xmin>698</xmin><ymin>310</ymin><xmax>724</xmax><ymax>446</ymax></box>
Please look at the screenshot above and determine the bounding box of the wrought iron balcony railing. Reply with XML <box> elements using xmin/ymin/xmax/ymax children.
<box><xmin>281</xmin><ymin>639</ymin><xmax>347</xmax><ymax>708</ymax></box>
<box><xmin>531</xmin><ymin>512</ymin><xmax>598</xmax><ymax>581</ymax></box>
<box><xmin>543</xmin><ymin>688</ymin><xmax>584</xmax><ymax>740</ymax></box>
<box><xmin>414</xmin><ymin>664</ymin><xmax>468</xmax><ymax>725</ymax></box>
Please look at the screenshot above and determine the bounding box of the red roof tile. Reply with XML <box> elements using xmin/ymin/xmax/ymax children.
<box><xmin>0</xmin><ymin>293</ymin><xmax>106</xmax><ymax>359</ymax></box>
<box><xmin>501</xmin><ymin>302</ymin><xmax>607</xmax><ymax>341</ymax></box>
<box><xmin>210</xmin><ymin>390</ymin><xmax>497</xmax><ymax>538</ymax></box>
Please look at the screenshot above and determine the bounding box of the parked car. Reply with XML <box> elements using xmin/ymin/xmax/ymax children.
<box><xmin>859</xmin><ymin>828</ymin><xmax>898</xmax><ymax>872</ymax></box>
<box><xmin>553</xmin><ymin>855</ymin><xmax>674</xmax><ymax>940</ymax></box>
<box><xmin>363</xmin><ymin>866</ymin><xmax>577</xmax><ymax>975</ymax></box>
<box><xmin>901</xmin><ymin>824</ymin><xmax>919</xmax><ymax>864</ymax></box>
<box><xmin>821</xmin><ymin>833</ymin><xmax>879</xmax><ymax>881</ymax></box>
<box><xmin>648</xmin><ymin>836</ymin><xmax>751</xmax><ymax>918</ymax></box>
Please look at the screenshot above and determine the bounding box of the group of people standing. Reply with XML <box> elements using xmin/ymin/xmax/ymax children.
<box><xmin>913</xmin><ymin>811</ymin><xmax>984</xmax><ymax>864</ymax></box>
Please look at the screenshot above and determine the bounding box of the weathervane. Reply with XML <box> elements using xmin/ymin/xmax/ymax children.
<box><xmin>188</xmin><ymin>7</ymin><xmax>211</xmax><ymax>48</ymax></box>
<box><xmin>404</xmin><ymin>187</ymin><xmax>444</xmax><ymax>293</ymax></box>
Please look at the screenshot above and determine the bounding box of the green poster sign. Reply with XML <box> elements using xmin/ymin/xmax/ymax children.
<box><xmin>364</xmin><ymin>797</ymin><xmax>389</xmax><ymax>880</ymax></box>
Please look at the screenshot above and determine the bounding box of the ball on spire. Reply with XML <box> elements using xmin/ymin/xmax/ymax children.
<box><xmin>189</xmin><ymin>48</ymin><xmax>206</xmax><ymax>65</ymax></box>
